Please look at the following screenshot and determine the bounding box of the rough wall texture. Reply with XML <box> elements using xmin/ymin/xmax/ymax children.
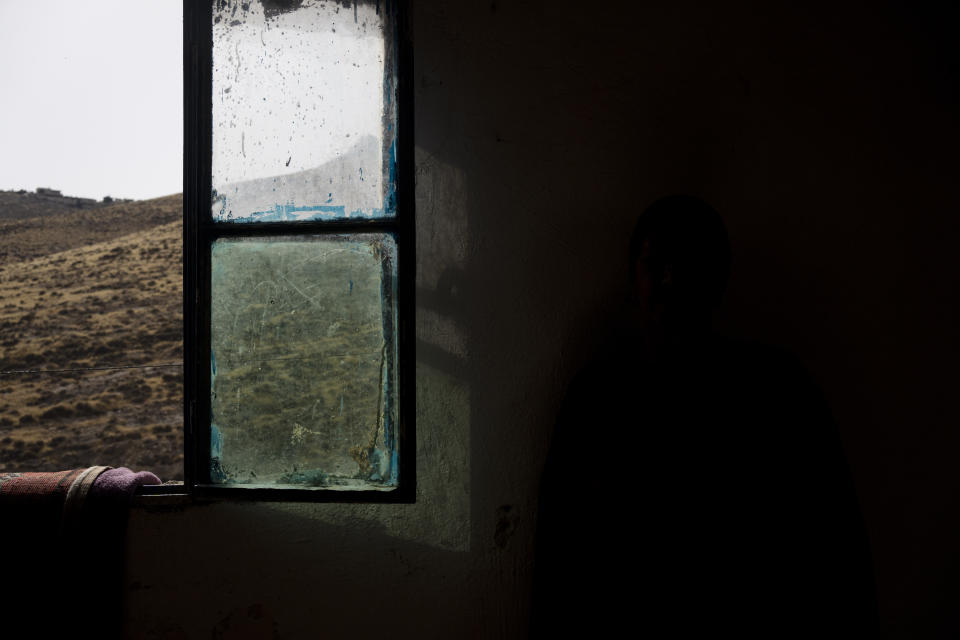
<box><xmin>125</xmin><ymin>1</ymin><xmax>959</xmax><ymax>637</ymax></box>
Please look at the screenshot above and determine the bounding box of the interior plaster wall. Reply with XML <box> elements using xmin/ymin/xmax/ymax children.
<box><xmin>124</xmin><ymin>1</ymin><xmax>959</xmax><ymax>637</ymax></box>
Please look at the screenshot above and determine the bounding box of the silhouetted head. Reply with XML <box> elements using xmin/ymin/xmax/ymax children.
<box><xmin>629</xmin><ymin>195</ymin><xmax>731</xmax><ymax>322</ymax></box>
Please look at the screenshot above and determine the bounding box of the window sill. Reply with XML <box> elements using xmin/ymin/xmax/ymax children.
<box><xmin>131</xmin><ymin>482</ymin><xmax>190</xmax><ymax>508</ymax></box>
<box><xmin>130</xmin><ymin>481</ymin><xmax>413</xmax><ymax>505</ymax></box>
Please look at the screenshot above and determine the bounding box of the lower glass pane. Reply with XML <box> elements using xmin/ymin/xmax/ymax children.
<box><xmin>209</xmin><ymin>234</ymin><xmax>398</xmax><ymax>489</ymax></box>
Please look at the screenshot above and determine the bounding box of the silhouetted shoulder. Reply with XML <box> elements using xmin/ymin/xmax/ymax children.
<box><xmin>712</xmin><ymin>336</ymin><xmax>812</xmax><ymax>378</ymax></box>
<box><xmin>534</xmin><ymin>336</ymin><xmax>877</xmax><ymax>637</ymax></box>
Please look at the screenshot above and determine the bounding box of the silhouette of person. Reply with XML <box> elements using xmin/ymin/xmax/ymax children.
<box><xmin>531</xmin><ymin>195</ymin><xmax>878</xmax><ymax>638</ymax></box>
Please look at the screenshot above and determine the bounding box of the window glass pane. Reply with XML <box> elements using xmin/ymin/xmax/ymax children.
<box><xmin>209</xmin><ymin>234</ymin><xmax>398</xmax><ymax>488</ymax></box>
<box><xmin>212</xmin><ymin>0</ymin><xmax>397</xmax><ymax>223</ymax></box>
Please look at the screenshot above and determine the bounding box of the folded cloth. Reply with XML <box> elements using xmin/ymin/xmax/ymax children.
<box><xmin>0</xmin><ymin>466</ymin><xmax>161</xmax><ymax>500</ymax></box>
<box><xmin>0</xmin><ymin>468</ymin><xmax>87</xmax><ymax>506</ymax></box>
<box><xmin>0</xmin><ymin>466</ymin><xmax>162</xmax><ymax>525</ymax></box>
<box><xmin>3</xmin><ymin>466</ymin><xmax>162</xmax><ymax>639</ymax></box>
<box><xmin>90</xmin><ymin>466</ymin><xmax>163</xmax><ymax>504</ymax></box>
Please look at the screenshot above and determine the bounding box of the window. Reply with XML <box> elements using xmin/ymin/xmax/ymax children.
<box><xmin>182</xmin><ymin>0</ymin><xmax>412</xmax><ymax>500</ymax></box>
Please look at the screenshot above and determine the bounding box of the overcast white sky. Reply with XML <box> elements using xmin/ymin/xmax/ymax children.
<box><xmin>0</xmin><ymin>0</ymin><xmax>182</xmax><ymax>201</ymax></box>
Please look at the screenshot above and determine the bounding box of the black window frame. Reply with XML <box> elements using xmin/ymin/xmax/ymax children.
<box><xmin>178</xmin><ymin>0</ymin><xmax>415</xmax><ymax>503</ymax></box>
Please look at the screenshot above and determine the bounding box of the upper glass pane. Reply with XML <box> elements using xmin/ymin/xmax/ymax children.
<box><xmin>212</xmin><ymin>0</ymin><xmax>397</xmax><ymax>223</ymax></box>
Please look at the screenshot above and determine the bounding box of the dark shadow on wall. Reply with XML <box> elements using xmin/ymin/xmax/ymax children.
<box><xmin>123</xmin><ymin>501</ymin><xmax>474</xmax><ymax>638</ymax></box>
<box><xmin>411</xmin><ymin>0</ymin><xmax>960</xmax><ymax>637</ymax></box>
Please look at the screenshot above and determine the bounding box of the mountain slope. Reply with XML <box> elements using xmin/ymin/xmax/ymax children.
<box><xmin>0</xmin><ymin>197</ymin><xmax>183</xmax><ymax>479</ymax></box>
<box><xmin>0</xmin><ymin>193</ymin><xmax>181</xmax><ymax>264</ymax></box>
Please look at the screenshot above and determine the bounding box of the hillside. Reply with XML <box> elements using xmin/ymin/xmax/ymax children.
<box><xmin>215</xmin><ymin>134</ymin><xmax>384</xmax><ymax>221</ymax></box>
<box><xmin>0</xmin><ymin>189</ymin><xmax>120</xmax><ymax>222</ymax></box>
<box><xmin>0</xmin><ymin>192</ymin><xmax>181</xmax><ymax>264</ymax></box>
<box><xmin>0</xmin><ymin>194</ymin><xmax>183</xmax><ymax>479</ymax></box>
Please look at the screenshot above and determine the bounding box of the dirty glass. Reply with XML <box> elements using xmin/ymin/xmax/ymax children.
<box><xmin>209</xmin><ymin>234</ymin><xmax>398</xmax><ymax>488</ymax></box>
<box><xmin>211</xmin><ymin>0</ymin><xmax>397</xmax><ymax>222</ymax></box>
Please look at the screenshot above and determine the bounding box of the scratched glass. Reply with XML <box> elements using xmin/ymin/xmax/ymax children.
<box><xmin>209</xmin><ymin>235</ymin><xmax>398</xmax><ymax>488</ymax></box>
<box><xmin>211</xmin><ymin>0</ymin><xmax>397</xmax><ymax>222</ymax></box>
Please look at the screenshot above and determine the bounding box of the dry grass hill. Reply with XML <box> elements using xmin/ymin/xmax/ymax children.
<box><xmin>0</xmin><ymin>190</ymin><xmax>120</xmax><ymax>222</ymax></box>
<box><xmin>0</xmin><ymin>192</ymin><xmax>183</xmax><ymax>480</ymax></box>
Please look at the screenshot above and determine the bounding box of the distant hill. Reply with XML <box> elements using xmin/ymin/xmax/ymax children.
<box><xmin>0</xmin><ymin>193</ymin><xmax>184</xmax><ymax>479</ymax></box>
<box><xmin>0</xmin><ymin>190</ymin><xmax>126</xmax><ymax>222</ymax></box>
<box><xmin>215</xmin><ymin>134</ymin><xmax>387</xmax><ymax>221</ymax></box>
<box><xmin>0</xmin><ymin>193</ymin><xmax>181</xmax><ymax>265</ymax></box>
